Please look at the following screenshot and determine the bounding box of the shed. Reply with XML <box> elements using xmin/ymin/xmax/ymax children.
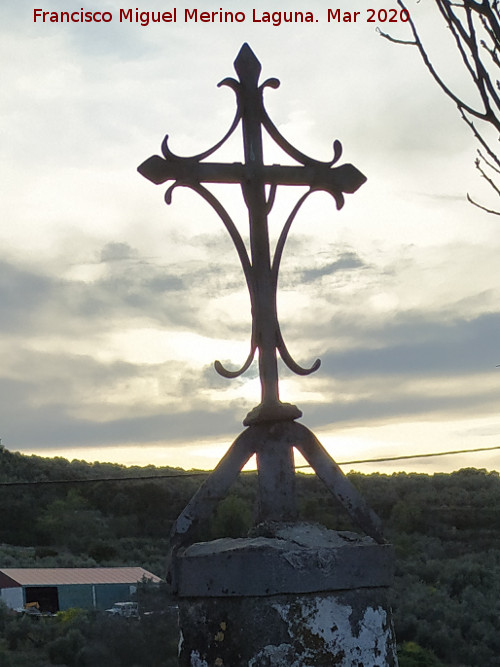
<box><xmin>0</xmin><ymin>567</ymin><xmax>162</xmax><ymax>613</ymax></box>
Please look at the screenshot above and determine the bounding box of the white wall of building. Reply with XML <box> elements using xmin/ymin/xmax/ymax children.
<box><xmin>0</xmin><ymin>587</ymin><xmax>24</xmax><ymax>610</ymax></box>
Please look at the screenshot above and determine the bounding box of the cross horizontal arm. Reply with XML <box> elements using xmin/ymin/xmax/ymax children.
<box><xmin>138</xmin><ymin>156</ymin><xmax>366</xmax><ymax>203</ymax></box>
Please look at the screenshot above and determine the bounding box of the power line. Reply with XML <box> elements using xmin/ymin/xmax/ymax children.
<box><xmin>0</xmin><ymin>470</ymin><xmax>203</xmax><ymax>487</ymax></box>
<box><xmin>0</xmin><ymin>444</ymin><xmax>498</xmax><ymax>487</ymax></box>
<box><xmin>296</xmin><ymin>444</ymin><xmax>500</xmax><ymax>470</ymax></box>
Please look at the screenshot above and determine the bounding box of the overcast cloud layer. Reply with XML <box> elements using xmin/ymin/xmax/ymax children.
<box><xmin>1</xmin><ymin>0</ymin><xmax>500</xmax><ymax>472</ymax></box>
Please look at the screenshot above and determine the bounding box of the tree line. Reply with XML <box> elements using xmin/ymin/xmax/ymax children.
<box><xmin>1</xmin><ymin>446</ymin><xmax>500</xmax><ymax>665</ymax></box>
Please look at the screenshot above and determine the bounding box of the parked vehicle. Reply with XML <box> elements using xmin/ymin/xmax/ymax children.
<box><xmin>104</xmin><ymin>601</ymin><xmax>138</xmax><ymax>618</ymax></box>
<box><xmin>15</xmin><ymin>602</ymin><xmax>54</xmax><ymax>617</ymax></box>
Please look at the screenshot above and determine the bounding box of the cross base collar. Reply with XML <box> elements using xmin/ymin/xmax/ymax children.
<box><xmin>243</xmin><ymin>400</ymin><xmax>302</xmax><ymax>426</ymax></box>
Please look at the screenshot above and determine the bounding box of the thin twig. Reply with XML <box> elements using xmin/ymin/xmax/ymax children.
<box><xmin>467</xmin><ymin>192</ymin><xmax>500</xmax><ymax>212</ymax></box>
<box><xmin>475</xmin><ymin>155</ymin><xmax>500</xmax><ymax>195</ymax></box>
<box><xmin>376</xmin><ymin>26</ymin><xmax>415</xmax><ymax>45</ymax></box>
<box><xmin>478</xmin><ymin>147</ymin><xmax>500</xmax><ymax>173</ymax></box>
<box><xmin>460</xmin><ymin>110</ymin><xmax>500</xmax><ymax>167</ymax></box>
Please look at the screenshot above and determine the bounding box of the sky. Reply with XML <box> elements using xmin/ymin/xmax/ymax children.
<box><xmin>1</xmin><ymin>0</ymin><xmax>500</xmax><ymax>475</ymax></box>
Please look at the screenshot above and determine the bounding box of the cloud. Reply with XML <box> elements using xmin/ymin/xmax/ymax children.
<box><xmin>2</xmin><ymin>234</ymin><xmax>499</xmax><ymax>455</ymax></box>
<box><xmin>2</xmin><ymin>3</ymin><xmax>500</xmax><ymax>470</ymax></box>
<box><xmin>0</xmin><ymin>260</ymin><xmax>54</xmax><ymax>334</ymax></box>
<box><xmin>0</xmin><ymin>346</ymin><xmax>245</xmax><ymax>449</ymax></box>
<box><xmin>2</xmin><ymin>395</ymin><xmax>244</xmax><ymax>450</ymax></box>
<box><xmin>304</xmin><ymin>381</ymin><xmax>498</xmax><ymax>431</ymax></box>
<box><xmin>99</xmin><ymin>242</ymin><xmax>139</xmax><ymax>263</ymax></box>
<box><xmin>318</xmin><ymin>310</ymin><xmax>500</xmax><ymax>377</ymax></box>
<box><xmin>0</xmin><ymin>240</ymin><xmax>252</xmax><ymax>342</ymax></box>
<box><xmin>283</xmin><ymin>306</ymin><xmax>500</xmax><ymax>433</ymax></box>
<box><xmin>300</xmin><ymin>251</ymin><xmax>367</xmax><ymax>284</ymax></box>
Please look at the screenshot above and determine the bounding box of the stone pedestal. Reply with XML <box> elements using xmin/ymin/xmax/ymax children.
<box><xmin>175</xmin><ymin>523</ymin><xmax>398</xmax><ymax>666</ymax></box>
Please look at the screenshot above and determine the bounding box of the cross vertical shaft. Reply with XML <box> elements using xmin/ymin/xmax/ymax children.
<box><xmin>234</xmin><ymin>51</ymin><xmax>297</xmax><ymax>520</ymax></box>
<box><xmin>236</xmin><ymin>49</ymin><xmax>279</xmax><ymax>411</ymax></box>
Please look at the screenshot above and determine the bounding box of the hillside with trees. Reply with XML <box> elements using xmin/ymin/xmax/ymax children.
<box><xmin>0</xmin><ymin>445</ymin><xmax>500</xmax><ymax>665</ymax></box>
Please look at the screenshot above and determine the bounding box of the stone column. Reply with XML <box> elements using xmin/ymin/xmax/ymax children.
<box><xmin>175</xmin><ymin>523</ymin><xmax>398</xmax><ymax>666</ymax></box>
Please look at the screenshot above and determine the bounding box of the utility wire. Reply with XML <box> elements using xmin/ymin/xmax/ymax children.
<box><xmin>0</xmin><ymin>444</ymin><xmax>498</xmax><ymax>487</ymax></box>
<box><xmin>295</xmin><ymin>444</ymin><xmax>500</xmax><ymax>470</ymax></box>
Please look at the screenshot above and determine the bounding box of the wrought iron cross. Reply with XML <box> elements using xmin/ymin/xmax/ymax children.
<box><xmin>139</xmin><ymin>45</ymin><xmax>382</xmax><ymax>585</ymax></box>
<box><xmin>139</xmin><ymin>43</ymin><xmax>365</xmax><ymax>425</ymax></box>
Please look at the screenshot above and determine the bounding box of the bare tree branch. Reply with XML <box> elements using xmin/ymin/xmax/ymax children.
<box><xmin>395</xmin><ymin>0</ymin><xmax>498</xmax><ymax>125</ymax></box>
<box><xmin>467</xmin><ymin>192</ymin><xmax>500</xmax><ymax>212</ymax></box>
<box><xmin>474</xmin><ymin>153</ymin><xmax>500</xmax><ymax>194</ymax></box>
<box><xmin>459</xmin><ymin>110</ymin><xmax>500</xmax><ymax>169</ymax></box>
<box><xmin>376</xmin><ymin>26</ymin><xmax>416</xmax><ymax>45</ymax></box>
<box><xmin>478</xmin><ymin>147</ymin><xmax>500</xmax><ymax>173</ymax></box>
<box><xmin>381</xmin><ymin>0</ymin><xmax>500</xmax><ymax>213</ymax></box>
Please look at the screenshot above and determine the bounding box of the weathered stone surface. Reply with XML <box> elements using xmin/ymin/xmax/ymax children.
<box><xmin>177</xmin><ymin>523</ymin><xmax>394</xmax><ymax>597</ymax></box>
<box><xmin>178</xmin><ymin>588</ymin><xmax>398</xmax><ymax>666</ymax></box>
